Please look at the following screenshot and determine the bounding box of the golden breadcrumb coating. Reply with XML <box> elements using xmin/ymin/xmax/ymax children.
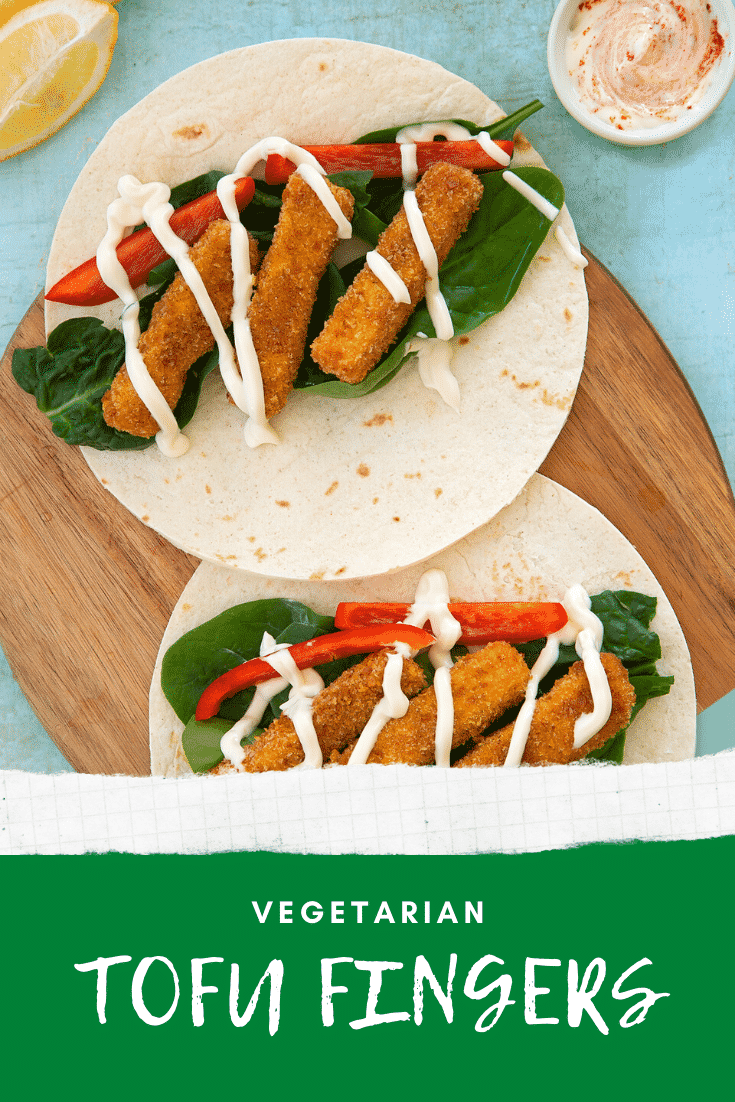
<box><xmin>310</xmin><ymin>161</ymin><xmax>483</xmax><ymax>384</ymax></box>
<box><xmin>332</xmin><ymin>642</ymin><xmax>529</xmax><ymax>766</ymax></box>
<box><xmin>210</xmin><ymin>651</ymin><xmax>426</xmax><ymax>775</ymax></box>
<box><xmin>454</xmin><ymin>652</ymin><xmax>636</xmax><ymax>767</ymax></box>
<box><xmin>102</xmin><ymin>220</ymin><xmax>259</xmax><ymax>438</ymax></box>
<box><xmin>248</xmin><ymin>172</ymin><xmax>354</xmax><ymax>418</ymax></box>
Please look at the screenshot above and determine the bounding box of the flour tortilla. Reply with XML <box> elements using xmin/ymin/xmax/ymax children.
<box><xmin>149</xmin><ymin>474</ymin><xmax>695</xmax><ymax>777</ymax></box>
<box><xmin>46</xmin><ymin>39</ymin><xmax>587</xmax><ymax>580</ymax></box>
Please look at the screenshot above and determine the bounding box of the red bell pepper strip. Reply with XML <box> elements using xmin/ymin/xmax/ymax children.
<box><xmin>334</xmin><ymin>602</ymin><xmax>568</xmax><ymax>645</ymax></box>
<box><xmin>195</xmin><ymin>623</ymin><xmax>435</xmax><ymax>721</ymax></box>
<box><xmin>45</xmin><ymin>175</ymin><xmax>256</xmax><ymax>307</ymax></box>
<box><xmin>264</xmin><ymin>139</ymin><xmax>514</xmax><ymax>185</ymax></box>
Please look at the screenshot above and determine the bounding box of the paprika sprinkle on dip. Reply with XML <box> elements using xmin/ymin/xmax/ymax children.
<box><xmin>566</xmin><ymin>0</ymin><xmax>726</xmax><ymax>130</ymax></box>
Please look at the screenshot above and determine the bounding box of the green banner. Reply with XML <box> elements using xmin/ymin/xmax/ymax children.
<box><xmin>2</xmin><ymin>836</ymin><xmax>732</xmax><ymax>1100</ymax></box>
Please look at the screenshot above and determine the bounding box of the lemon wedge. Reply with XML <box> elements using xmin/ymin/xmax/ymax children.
<box><xmin>0</xmin><ymin>0</ymin><xmax>118</xmax><ymax>161</ymax></box>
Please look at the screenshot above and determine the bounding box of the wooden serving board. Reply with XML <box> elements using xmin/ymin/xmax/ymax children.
<box><xmin>2</xmin><ymin>249</ymin><xmax>735</xmax><ymax>775</ymax></box>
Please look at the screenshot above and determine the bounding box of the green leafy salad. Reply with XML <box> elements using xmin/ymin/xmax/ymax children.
<box><xmin>160</xmin><ymin>589</ymin><xmax>674</xmax><ymax>774</ymax></box>
<box><xmin>12</xmin><ymin>101</ymin><xmax>564</xmax><ymax>451</ymax></box>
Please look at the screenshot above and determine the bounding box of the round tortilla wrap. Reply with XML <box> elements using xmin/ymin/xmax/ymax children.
<box><xmin>149</xmin><ymin>474</ymin><xmax>695</xmax><ymax>777</ymax></box>
<box><xmin>46</xmin><ymin>39</ymin><xmax>587</xmax><ymax>580</ymax></box>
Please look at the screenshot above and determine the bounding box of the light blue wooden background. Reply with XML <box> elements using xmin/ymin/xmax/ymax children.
<box><xmin>1</xmin><ymin>0</ymin><xmax>732</xmax><ymax>771</ymax></box>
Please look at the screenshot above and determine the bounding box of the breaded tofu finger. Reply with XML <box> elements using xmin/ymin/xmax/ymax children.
<box><xmin>310</xmin><ymin>161</ymin><xmax>483</xmax><ymax>384</ymax></box>
<box><xmin>210</xmin><ymin>650</ymin><xmax>426</xmax><ymax>775</ymax></box>
<box><xmin>102</xmin><ymin>220</ymin><xmax>259</xmax><ymax>438</ymax></box>
<box><xmin>248</xmin><ymin>172</ymin><xmax>355</xmax><ymax>418</ymax></box>
<box><xmin>337</xmin><ymin>642</ymin><xmax>529</xmax><ymax>766</ymax></box>
<box><xmin>454</xmin><ymin>653</ymin><xmax>636</xmax><ymax>768</ymax></box>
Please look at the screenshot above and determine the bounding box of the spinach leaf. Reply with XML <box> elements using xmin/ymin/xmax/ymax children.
<box><xmin>12</xmin><ymin>318</ymin><xmax>146</xmax><ymax>451</ymax></box>
<box><xmin>12</xmin><ymin>287</ymin><xmax>219</xmax><ymax>449</ymax></box>
<box><xmin>162</xmin><ymin>599</ymin><xmax>336</xmax><ymax>727</ymax></box>
<box><xmin>353</xmin><ymin>100</ymin><xmax>544</xmax><ymax>145</ymax></box>
<box><xmin>296</xmin><ymin>262</ymin><xmax>348</xmax><ymax>388</ymax></box>
<box><xmin>587</xmin><ymin>730</ymin><xmax>627</xmax><ymax>764</ymax></box>
<box><xmin>181</xmin><ymin>716</ymin><xmax>262</xmax><ymax>775</ymax></box>
<box><xmin>327</xmin><ymin>169</ymin><xmax>386</xmax><ymax>246</ymax></box>
<box><xmin>242</xmin><ymin>181</ymin><xmax>284</xmax><ymax>247</ymax></box>
<box><xmin>170</xmin><ymin>170</ymin><xmax>227</xmax><ymax>209</ymax></box>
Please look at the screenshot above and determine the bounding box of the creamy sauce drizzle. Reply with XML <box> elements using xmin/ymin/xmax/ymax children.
<box><xmin>401</xmin><ymin>569</ymin><xmax>462</xmax><ymax>769</ymax></box>
<box><xmin>348</xmin><ymin>649</ymin><xmax>411</xmax><ymax>766</ymax></box>
<box><xmin>96</xmin><ymin>178</ymin><xmax>190</xmax><ymax>457</ymax></box>
<box><xmin>502</xmin><ymin>584</ymin><xmax>612</xmax><ymax>768</ymax></box>
<box><xmin>261</xmin><ymin>637</ymin><xmax>325</xmax><ymax>770</ymax></box>
<box><xmin>220</xmin><ymin>576</ymin><xmax>614</xmax><ymax>773</ymax></box>
<box><xmin>347</xmin><ymin>569</ymin><xmax>463</xmax><ymax>768</ymax></box>
<box><xmin>406</xmin><ymin>333</ymin><xmax>460</xmax><ymax>411</ymax></box>
<box><xmin>555</xmin><ymin>225</ymin><xmax>588</xmax><ymax>268</ymax></box>
<box><xmin>220</xmin><ymin>631</ymin><xmax>326</xmax><ymax>771</ymax></box>
<box><xmin>503</xmin><ymin>170</ymin><xmax>560</xmax><ymax>223</ymax></box>
<box><xmin>101</xmin><ymin>139</ymin><xmax>352</xmax><ymax>454</ymax></box>
<box><xmin>219</xmin><ymin>678</ymin><xmax>289</xmax><ymax>770</ymax></box>
<box><xmin>377</xmin><ymin>124</ymin><xmax>510</xmax><ymax>402</ymax></box>
<box><xmin>370</xmin><ymin>121</ymin><xmax>502</xmax><ymax>409</ymax></box>
<box><xmin>365</xmin><ymin>250</ymin><xmax>411</xmax><ymax>303</ymax></box>
<box><xmin>566</xmin><ymin>0</ymin><xmax>725</xmax><ymax>131</ymax></box>
<box><xmin>402</xmin><ymin>188</ymin><xmax>454</xmax><ymax>340</ymax></box>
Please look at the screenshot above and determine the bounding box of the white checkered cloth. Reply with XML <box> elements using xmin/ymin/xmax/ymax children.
<box><xmin>2</xmin><ymin>751</ymin><xmax>734</xmax><ymax>854</ymax></box>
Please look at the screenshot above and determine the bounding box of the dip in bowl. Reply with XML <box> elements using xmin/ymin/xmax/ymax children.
<box><xmin>548</xmin><ymin>0</ymin><xmax>735</xmax><ymax>144</ymax></box>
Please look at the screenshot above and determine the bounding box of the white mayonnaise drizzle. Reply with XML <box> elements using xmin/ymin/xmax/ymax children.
<box><xmin>96</xmin><ymin>178</ymin><xmax>190</xmax><ymax>458</ymax></box>
<box><xmin>365</xmin><ymin>250</ymin><xmax>411</xmax><ymax>304</ymax></box>
<box><xmin>503</xmin><ymin>172</ymin><xmax>586</xmax><ymax>272</ymax></box>
<box><xmin>502</xmin><ymin>584</ymin><xmax>612</xmax><ymax>768</ymax></box>
<box><xmin>348</xmin><ymin>648</ymin><xmax>411</xmax><ymax>766</ymax></box>
<box><xmin>214</xmin><ymin>139</ymin><xmax>350</xmax><ymax>448</ymax></box>
<box><xmin>219</xmin><ymin>676</ymin><xmax>288</xmax><ymax>770</ymax></box>
<box><xmin>502</xmin><ymin>633</ymin><xmax>561</xmax><ymax>769</ymax></box>
<box><xmin>502</xmin><ymin>170</ymin><xmax>560</xmax><ymax>222</ymax></box>
<box><xmin>554</xmin><ymin>225</ymin><xmax>588</xmax><ymax>268</ymax></box>
<box><xmin>402</xmin><ymin>188</ymin><xmax>454</xmax><ymax>340</ymax></box>
<box><xmin>406</xmin><ymin>333</ymin><xmax>460</xmax><ymax>412</ymax></box>
<box><xmin>348</xmin><ymin>568</ymin><xmax>462</xmax><ymax>768</ymax></box>
<box><xmin>395</xmin><ymin>121</ymin><xmax>511</xmax><ymax>183</ymax></box>
<box><xmin>263</xmin><ymin>641</ymin><xmax>325</xmax><ymax>770</ymax></box>
<box><xmin>402</xmin><ymin>569</ymin><xmax>462</xmax><ymax>768</ymax></box>
<box><xmin>101</xmin><ymin>138</ymin><xmax>352</xmax><ymax>454</ymax></box>
<box><xmin>219</xmin><ymin>631</ymin><xmax>325</xmax><ymax>770</ymax></box>
<box><xmin>474</xmin><ymin>129</ymin><xmax>512</xmax><ymax>167</ymax></box>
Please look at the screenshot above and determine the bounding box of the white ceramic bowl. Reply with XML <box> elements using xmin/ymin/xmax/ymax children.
<box><xmin>547</xmin><ymin>0</ymin><xmax>735</xmax><ymax>145</ymax></box>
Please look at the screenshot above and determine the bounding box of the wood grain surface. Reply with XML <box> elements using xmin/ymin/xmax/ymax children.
<box><xmin>2</xmin><ymin>250</ymin><xmax>734</xmax><ymax>775</ymax></box>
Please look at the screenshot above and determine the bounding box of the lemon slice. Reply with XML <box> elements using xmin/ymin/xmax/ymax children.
<box><xmin>0</xmin><ymin>0</ymin><xmax>118</xmax><ymax>161</ymax></box>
